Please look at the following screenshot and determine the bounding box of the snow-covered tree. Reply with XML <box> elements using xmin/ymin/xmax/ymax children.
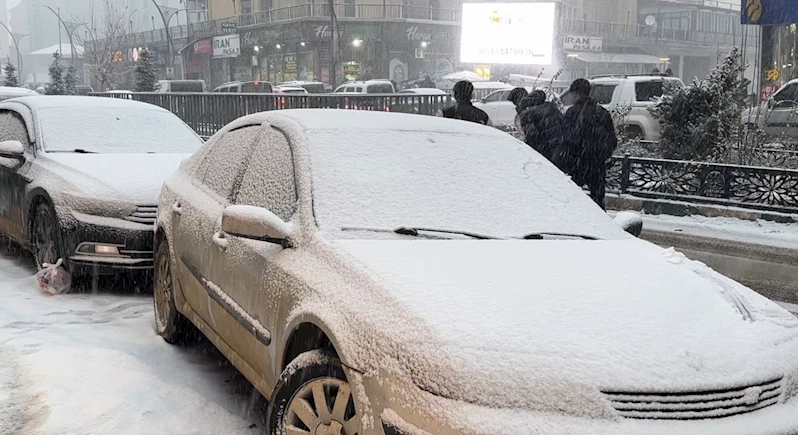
<box><xmin>4</xmin><ymin>62</ymin><xmax>20</xmax><ymax>87</ymax></box>
<box><xmin>134</xmin><ymin>48</ymin><xmax>159</xmax><ymax>92</ymax></box>
<box><xmin>650</xmin><ymin>47</ymin><xmax>746</xmax><ymax>161</ymax></box>
<box><xmin>46</xmin><ymin>52</ymin><xmax>68</xmax><ymax>95</ymax></box>
<box><xmin>65</xmin><ymin>66</ymin><xmax>78</xmax><ymax>95</ymax></box>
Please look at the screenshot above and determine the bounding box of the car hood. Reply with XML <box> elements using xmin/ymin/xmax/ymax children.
<box><xmin>41</xmin><ymin>153</ymin><xmax>189</xmax><ymax>205</ymax></box>
<box><xmin>335</xmin><ymin>238</ymin><xmax>798</xmax><ymax>393</ymax></box>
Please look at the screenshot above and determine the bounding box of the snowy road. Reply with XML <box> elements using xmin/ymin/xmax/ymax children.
<box><xmin>0</xmin><ymin>243</ymin><xmax>265</xmax><ymax>435</ymax></box>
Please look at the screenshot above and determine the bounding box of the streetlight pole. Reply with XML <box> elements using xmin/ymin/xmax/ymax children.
<box><xmin>0</xmin><ymin>21</ymin><xmax>25</xmax><ymax>81</ymax></box>
<box><xmin>43</xmin><ymin>5</ymin><xmax>77</xmax><ymax>66</ymax></box>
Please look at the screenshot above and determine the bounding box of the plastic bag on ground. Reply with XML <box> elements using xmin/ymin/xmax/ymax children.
<box><xmin>36</xmin><ymin>258</ymin><xmax>72</xmax><ymax>295</ymax></box>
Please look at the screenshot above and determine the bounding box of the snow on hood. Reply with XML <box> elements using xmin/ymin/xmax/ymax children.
<box><xmin>335</xmin><ymin>238</ymin><xmax>798</xmax><ymax>407</ymax></box>
<box><xmin>41</xmin><ymin>153</ymin><xmax>189</xmax><ymax>205</ymax></box>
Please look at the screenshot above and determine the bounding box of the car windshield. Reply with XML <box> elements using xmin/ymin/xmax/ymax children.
<box><xmin>241</xmin><ymin>82</ymin><xmax>273</xmax><ymax>93</ymax></box>
<box><xmin>38</xmin><ymin>107</ymin><xmax>202</xmax><ymax>154</ymax></box>
<box><xmin>307</xmin><ymin>129</ymin><xmax>626</xmax><ymax>240</ymax></box>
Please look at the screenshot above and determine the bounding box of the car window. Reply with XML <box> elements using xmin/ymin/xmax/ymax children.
<box><xmin>772</xmin><ymin>84</ymin><xmax>798</xmax><ymax>103</ymax></box>
<box><xmin>170</xmin><ymin>81</ymin><xmax>205</xmax><ymax>92</ymax></box>
<box><xmin>367</xmin><ymin>84</ymin><xmax>394</xmax><ymax>94</ymax></box>
<box><xmin>635</xmin><ymin>81</ymin><xmax>666</xmax><ymax>102</ymax></box>
<box><xmin>299</xmin><ymin>83</ymin><xmax>325</xmax><ymax>93</ymax></box>
<box><xmin>484</xmin><ymin>91</ymin><xmax>506</xmax><ymax>103</ymax></box>
<box><xmin>591</xmin><ymin>84</ymin><xmax>617</xmax><ymax>105</ymax></box>
<box><xmin>345</xmin><ymin>87</ymin><xmax>354</xmax><ymax>93</ymax></box>
<box><xmin>199</xmin><ymin>126</ymin><xmax>260</xmax><ymax>201</ymax></box>
<box><xmin>234</xmin><ymin>127</ymin><xmax>297</xmax><ymax>221</ymax></box>
<box><xmin>241</xmin><ymin>82</ymin><xmax>273</xmax><ymax>93</ymax></box>
<box><xmin>0</xmin><ymin>110</ymin><xmax>32</xmax><ymax>150</ymax></box>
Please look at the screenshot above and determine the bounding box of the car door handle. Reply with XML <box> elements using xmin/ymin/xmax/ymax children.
<box><xmin>212</xmin><ymin>231</ymin><xmax>228</xmax><ymax>250</ymax></box>
<box><xmin>172</xmin><ymin>201</ymin><xmax>182</xmax><ymax>215</ymax></box>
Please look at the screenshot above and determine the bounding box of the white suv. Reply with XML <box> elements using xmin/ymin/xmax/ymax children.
<box><xmin>334</xmin><ymin>79</ymin><xmax>395</xmax><ymax>94</ymax></box>
<box><xmin>561</xmin><ymin>75</ymin><xmax>684</xmax><ymax>141</ymax></box>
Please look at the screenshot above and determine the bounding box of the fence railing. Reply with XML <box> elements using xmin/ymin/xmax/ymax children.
<box><xmin>94</xmin><ymin>92</ymin><xmax>451</xmax><ymax>138</ymax></box>
<box><xmin>122</xmin><ymin>3</ymin><xmax>460</xmax><ymax>47</ymax></box>
<box><xmin>607</xmin><ymin>155</ymin><xmax>798</xmax><ymax>214</ymax></box>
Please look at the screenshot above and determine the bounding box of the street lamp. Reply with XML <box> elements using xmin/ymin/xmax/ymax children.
<box><xmin>43</xmin><ymin>5</ymin><xmax>81</xmax><ymax>67</ymax></box>
<box><xmin>0</xmin><ymin>21</ymin><xmax>25</xmax><ymax>81</ymax></box>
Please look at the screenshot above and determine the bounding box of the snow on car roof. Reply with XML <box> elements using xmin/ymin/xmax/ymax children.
<box><xmin>0</xmin><ymin>87</ymin><xmax>38</xmax><ymax>97</ymax></box>
<box><xmin>7</xmin><ymin>95</ymin><xmax>169</xmax><ymax>112</ymax></box>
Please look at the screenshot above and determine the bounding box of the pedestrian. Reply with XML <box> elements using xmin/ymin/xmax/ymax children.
<box><xmin>665</xmin><ymin>68</ymin><xmax>673</xmax><ymax>76</ymax></box>
<box><xmin>561</xmin><ymin>79</ymin><xmax>618</xmax><ymax>209</ymax></box>
<box><xmin>440</xmin><ymin>80</ymin><xmax>490</xmax><ymax>125</ymax></box>
<box><xmin>652</xmin><ymin>68</ymin><xmax>660</xmax><ymax>74</ymax></box>
<box><xmin>516</xmin><ymin>90</ymin><xmax>566</xmax><ymax>165</ymax></box>
<box><xmin>508</xmin><ymin>87</ymin><xmax>528</xmax><ymax>108</ymax></box>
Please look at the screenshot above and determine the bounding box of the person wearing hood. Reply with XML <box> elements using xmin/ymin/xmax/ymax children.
<box><xmin>561</xmin><ymin>78</ymin><xmax>618</xmax><ymax>210</ymax></box>
<box><xmin>516</xmin><ymin>90</ymin><xmax>565</xmax><ymax>165</ymax></box>
<box><xmin>441</xmin><ymin>80</ymin><xmax>490</xmax><ymax>125</ymax></box>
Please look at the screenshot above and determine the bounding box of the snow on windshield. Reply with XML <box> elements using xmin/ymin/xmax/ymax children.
<box><xmin>38</xmin><ymin>107</ymin><xmax>201</xmax><ymax>154</ymax></box>
<box><xmin>307</xmin><ymin>129</ymin><xmax>627</xmax><ymax>240</ymax></box>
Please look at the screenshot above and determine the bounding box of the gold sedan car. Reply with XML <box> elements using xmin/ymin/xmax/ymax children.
<box><xmin>154</xmin><ymin>110</ymin><xmax>798</xmax><ymax>435</ymax></box>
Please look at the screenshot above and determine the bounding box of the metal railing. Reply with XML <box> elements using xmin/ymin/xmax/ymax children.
<box><xmin>565</xmin><ymin>20</ymin><xmax>750</xmax><ymax>46</ymax></box>
<box><xmin>607</xmin><ymin>155</ymin><xmax>798</xmax><ymax>214</ymax></box>
<box><xmin>122</xmin><ymin>3</ymin><xmax>459</xmax><ymax>47</ymax></box>
<box><xmin>93</xmin><ymin>92</ymin><xmax>451</xmax><ymax>137</ymax></box>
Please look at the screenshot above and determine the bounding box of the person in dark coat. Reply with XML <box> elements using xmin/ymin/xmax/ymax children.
<box><xmin>508</xmin><ymin>87</ymin><xmax>528</xmax><ymax>108</ymax></box>
<box><xmin>441</xmin><ymin>80</ymin><xmax>490</xmax><ymax>125</ymax></box>
<box><xmin>516</xmin><ymin>90</ymin><xmax>565</xmax><ymax>164</ymax></box>
<box><xmin>562</xmin><ymin>78</ymin><xmax>618</xmax><ymax>210</ymax></box>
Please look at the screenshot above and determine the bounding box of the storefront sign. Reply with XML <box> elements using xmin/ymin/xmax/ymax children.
<box><xmin>314</xmin><ymin>25</ymin><xmax>333</xmax><ymax>39</ymax></box>
<box><xmin>760</xmin><ymin>83</ymin><xmax>779</xmax><ymax>102</ymax></box>
<box><xmin>564</xmin><ymin>35</ymin><xmax>603</xmax><ymax>52</ymax></box>
<box><xmin>765</xmin><ymin>68</ymin><xmax>780</xmax><ymax>82</ymax></box>
<box><xmin>213</xmin><ymin>34</ymin><xmax>241</xmax><ymax>58</ymax></box>
<box><xmin>741</xmin><ymin>0</ymin><xmax>798</xmax><ymax>25</ymax></box>
<box><xmin>194</xmin><ymin>39</ymin><xmax>212</xmax><ymax>55</ymax></box>
<box><xmin>284</xmin><ymin>56</ymin><xmax>297</xmax><ymax>75</ymax></box>
<box><xmin>221</xmin><ymin>22</ymin><xmax>238</xmax><ymax>34</ymax></box>
<box><xmin>406</xmin><ymin>26</ymin><xmax>431</xmax><ymax>42</ymax></box>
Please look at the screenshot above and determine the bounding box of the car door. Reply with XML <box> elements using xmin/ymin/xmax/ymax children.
<box><xmin>474</xmin><ymin>90</ymin><xmax>505</xmax><ymax>124</ymax></box>
<box><xmin>762</xmin><ymin>83</ymin><xmax>798</xmax><ymax>139</ymax></box>
<box><xmin>494</xmin><ymin>90</ymin><xmax>519</xmax><ymax>126</ymax></box>
<box><xmin>0</xmin><ymin>109</ymin><xmax>35</xmax><ymax>243</ymax></box>
<box><xmin>171</xmin><ymin>124</ymin><xmax>260</xmax><ymax>334</ymax></box>
<box><xmin>203</xmin><ymin>125</ymin><xmax>298</xmax><ymax>380</ymax></box>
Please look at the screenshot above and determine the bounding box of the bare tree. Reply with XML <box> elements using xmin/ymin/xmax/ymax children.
<box><xmin>73</xmin><ymin>2</ymin><xmax>131</xmax><ymax>91</ymax></box>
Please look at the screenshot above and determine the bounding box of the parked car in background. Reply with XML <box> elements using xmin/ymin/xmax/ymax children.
<box><xmin>212</xmin><ymin>81</ymin><xmax>273</xmax><ymax>93</ymax></box>
<box><xmin>0</xmin><ymin>86</ymin><xmax>38</xmax><ymax>101</ymax></box>
<box><xmin>274</xmin><ymin>85</ymin><xmax>308</xmax><ymax>94</ymax></box>
<box><xmin>394</xmin><ymin>88</ymin><xmax>450</xmax><ymax>114</ymax></box>
<box><xmin>279</xmin><ymin>81</ymin><xmax>325</xmax><ymax>94</ymax></box>
<box><xmin>473</xmin><ymin>87</ymin><xmax>561</xmax><ymax>127</ymax></box>
<box><xmin>158</xmin><ymin>80</ymin><xmax>207</xmax><ymax>93</ymax></box>
<box><xmin>154</xmin><ymin>109</ymin><xmax>798</xmax><ymax>435</ymax></box>
<box><xmin>742</xmin><ymin>78</ymin><xmax>798</xmax><ymax>142</ymax></box>
<box><xmin>0</xmin><ymin>96</ymin><xmax>202</xmax><ymax>277</ymax></box>
<box><xmin>74</xmin><ymin>85</ymin><xmax>94</xmax><ymax>96</ymax></box>
<box><xmin>334</xmin><ymin>79</ymin><xmax>395</xmax><ymax>94</ymax></box>
<box><xmin>559</xmin><ymin>74</ymin><xmax>684</xmax><ymax>141</ymax></box>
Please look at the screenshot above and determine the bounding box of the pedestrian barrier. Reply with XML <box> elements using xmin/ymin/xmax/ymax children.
<box><xmin>607</xmin><ymin>155</ymin><xmax>798</xmax><ymax>215</ymax></box>
<box><xmin>93</xmin><ymin>92</ymin><xmax>452</xmax><ymax>138</ymax></box>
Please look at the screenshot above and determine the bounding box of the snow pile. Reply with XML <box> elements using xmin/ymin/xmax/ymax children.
<box><xmin>640</xmin><ymin>214</ymin><xmax>798</xmax><ymax>250</ymax></box>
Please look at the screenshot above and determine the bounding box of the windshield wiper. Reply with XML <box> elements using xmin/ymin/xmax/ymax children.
<box><xmin>72</xmin><ymin>149</ymin><xmax>96</xmax><ymax>154</ymax></box>
<box><xmin>394</xmin><ymin>226</ymin><xmax>502</xmax><ymax>240</ymax></box>
<box><xmin>522</xmin><ymin>232</ymin><xmax>600</xmax><ymax>240</ymax></box>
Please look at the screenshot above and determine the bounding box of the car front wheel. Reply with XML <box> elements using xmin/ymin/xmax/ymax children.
<box><xmin>31</xmin><ymin>202</ymin><xmax>62</xmax><ymax>270</ymax></box>
<box><xmin>267</xmin><ymin>350</ymin><xmax>360</xmax><ymax>435</ymax></box>
<box><xmin>153</xmin><ymin>239</ymin><xmax>193</xmax><ymax>344</ymax></box>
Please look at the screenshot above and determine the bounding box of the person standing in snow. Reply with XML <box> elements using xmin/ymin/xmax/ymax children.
<box><xmin>561</xmin><ymin>79</ymin><xmax>618</xmax><ymax>210</ymax></box>
<box><xmin>440</xmin><ymin>80</ymin><xmax>490</xmax><ymax>125</ymax></box>
<box><xmin>516</xmin><ymin>90</ymin><xmax>566</xmax><ymax>165</ymax></box>
<box><xmin>508</xmin><ymin>87</ymin><xmax>528</xmax><ymax>109</ymax></box>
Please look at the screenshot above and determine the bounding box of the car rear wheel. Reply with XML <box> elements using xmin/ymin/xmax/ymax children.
<box><xmin>267</xmin><ymin>350</ymin><xmax>360</xmax><ymax>435</ymax></box>
<box><xmin>31</xmin><ymin>202</ymin><xmax>62</xmax><ymax>270</ymax></box>
<box><xmin>153</xmin><ymin>239</ymin><xmax>193</xmax><ymax>344</ymax></box>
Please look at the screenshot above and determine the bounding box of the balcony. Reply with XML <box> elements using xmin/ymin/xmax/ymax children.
<box><xmin>565</xmin><ymin>20</ymin><xmax>753</xmax><ymax>47</ymax></box>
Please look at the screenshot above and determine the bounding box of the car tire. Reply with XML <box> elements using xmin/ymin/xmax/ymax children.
<box><xmin>153</xmin><ymin>239</ymin><xmax>193</xmax><ymax>344</ymax></box>
<box><xmin>267</xmin><ymin>350</ymin><xmax>360</xmax><ymax>435</ymax></box>
<box><xmin>31</xmin><ymin>201</ymin><xmax>63</xmax><ymax>270</ymax></box>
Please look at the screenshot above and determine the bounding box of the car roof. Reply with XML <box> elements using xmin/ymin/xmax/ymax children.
<box><xmin>5</xmin><ymin>96</ymin><xmax>170</xmax><ymax>112</ymax></box>
<box><xmin>590</xmin><ymin>75</ymin><xmax>682</xmax><ymax>83</ymax></box>
<box><xmin>0</xmin><ymin>87</ymin><xmax>38</xmax><ymax>96</ymax></box>
<box><xmin>398</xmin><ymin>88</ymin><xmax>447</xmax><ymax>94</ymax></box>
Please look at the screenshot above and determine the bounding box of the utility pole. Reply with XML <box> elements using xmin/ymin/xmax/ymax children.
<box><xmin>43</xmin><ymin>6</ymin><xmax>77</xmax><ymax>67</ymax></box>
<box><xmin>329</xmin><ymin>0</ymin><xmax>338</xmax><ymax>87</ymax></box>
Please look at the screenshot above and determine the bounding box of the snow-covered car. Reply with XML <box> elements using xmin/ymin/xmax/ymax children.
<box><xmin>279</xmin><ymin>81</ymin><xmax>326</xmax><ymax>94</ymax></box>
<box><xmin>560</xmin><ymin>75</ymin><xmax>684</xmax><ymax>141</ymax></box>
<box><xmin>154</xmin><ymin>110</ymin><xmax>798</xmax><ymax>435</ymax></box>
<box><xmin>473</xmin><ymin>86</ymin><xmax>561</xmax><ymax>127</ymax></box>
<box><xmin>742</xmin><ymin>78</ymin><xmax>798</xmax><ymax>141</ymax></box>
<box><xmin>274</xmin><ymin>85</ymin><xmax>308</xmax><ymax>94</ymax></box>
<box><xmin>0</xmin><ymin>86</ymin><xmax>38</xmax><ymax>101</ymax></box>
<box><xmin>334</xmin><ymin>80</ymin><xmax>395</xmax><ymax>94</ymax></box>
<box><xmin>0</xmin><ymin>96</ymin><xmax>202</xmax><ymax>274</ymax></box>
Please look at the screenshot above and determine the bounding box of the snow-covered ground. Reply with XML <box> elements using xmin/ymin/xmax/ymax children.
<box><xmin>0</xmin><ymin>243</ymin><xmax>265</xmax><ymax>435</ymax></box>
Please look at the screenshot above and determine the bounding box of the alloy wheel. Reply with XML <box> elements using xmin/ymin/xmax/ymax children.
<box><xmin>33</xmin><ymin>206</ymin><xmax>58</xmax><ymax>269</ymax></box>
<box><xmin>153</xmin><ymin>243</ymin><xmax>174</xmax><ymax>334</ymax></box>
<box><xmin>284</xmin><ymin>378</ymin><xmax>360</xmax><ymax>435</ymax></box>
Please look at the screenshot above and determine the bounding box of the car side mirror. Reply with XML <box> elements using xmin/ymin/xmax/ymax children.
<box><xmin>221</xmin><ymin>205</ymin><xmax>293</xmax><ymax>247</ymax></box>
<box><xmin>614</xmin><ymin>211</ymin><xmax>643</xmax><ymax>237</ymax></box>
<box><xmin>0</xmin><ymin>140</ymin><xmax>25</xmax><ymax>168</ymax></box>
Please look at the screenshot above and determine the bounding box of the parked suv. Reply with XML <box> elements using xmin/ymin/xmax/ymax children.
<box><xmin>742</xmin><ymin>78</ymin><xmax>798</xmax><ymax>141</ymax></box>
<box><xmin>279</xmin><ymin>81</ymin><xmax>325</xmax><ymax>94</ymax></box>
<box><xmin>560</xmin><ymin>75</ymin><xmax>684</xmax><ymax>141</ymax></box>
<box><xmin>157</xmin><ymin>80</ymin><xmax>207</xmax><ymax>93</ymax></box>
<box><xmin>334</xmin><ymin>79</ymin><xmax>395</xmax><ymax>94</ymax></box>
<box><xmin>213</xmin><ymin>81</ymin><xmax>274</xmax><ymax>93</ymax></box>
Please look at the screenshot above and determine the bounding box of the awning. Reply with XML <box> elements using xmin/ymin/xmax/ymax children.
<box><xmin>568</xmin><ymin>53</ymin><xmax>664</xmax><ymax>64</ymax></box>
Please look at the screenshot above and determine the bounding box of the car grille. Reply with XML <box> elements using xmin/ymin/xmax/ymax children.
<box><xmin>125</xmin><ymin>206</ymin><xmax>157</xmax><ymax>225</ymax></box>
<box><xmin>603</xmin><ymin>377</ymin><xmax>782</xmax><ymax>420</ymax></box>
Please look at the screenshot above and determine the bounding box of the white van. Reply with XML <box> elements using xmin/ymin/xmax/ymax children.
<box><xmin>157</xmin><ymin>80</ymin><xmax>207</xmax><ymax>93</ymax></box>
<box><xmin>334</xmin><ymin>80</ymin><xmax>395</xmax><ymax>94</ymax></box>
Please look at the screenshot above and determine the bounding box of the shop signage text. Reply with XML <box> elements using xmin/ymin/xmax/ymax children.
<box><xmin>213</xmin><ymin>34</ymin><xmax>241</xmax><ymax>58</ymax></box>
<box><xmin>564</xmin><ymin>35</ymin><xmax>602</xmax><ymax>52</ymax></box>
